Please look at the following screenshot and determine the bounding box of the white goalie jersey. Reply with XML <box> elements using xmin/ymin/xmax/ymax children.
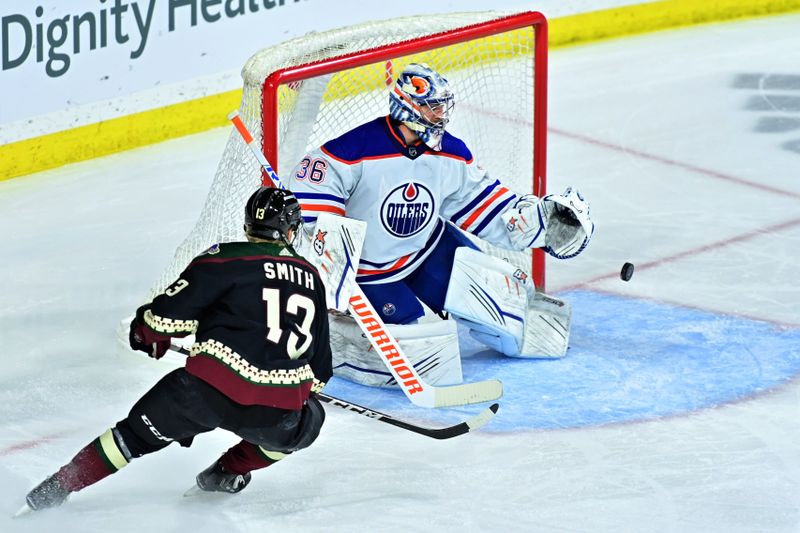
<box><xmin>288</xmin><ymin>115</ymin><xmax>522</xmax><ymax>285</ymax></box>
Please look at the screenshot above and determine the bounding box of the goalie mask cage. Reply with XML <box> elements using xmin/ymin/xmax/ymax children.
<box><xmin>152</xmin><ymin>10</ymin><xmax>548</xmax><ymax>297</ymax></box>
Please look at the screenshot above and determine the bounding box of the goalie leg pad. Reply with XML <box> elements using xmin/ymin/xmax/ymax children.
<box><xmin>444</xmin><ymin>247</ymin><xmax>527</xmax><ymax>357</ymax></box>
<box><xmin>329</xmin><ymin>314</ymin><xmax>462</xmax><ymax>388</ymax></box>
<box><xmin>462</xmin><ymin>318</ymin><xmax>520</xmax><ymax>357</ymax></box>
<box><xmin>444</xmin><ymin>247</ymin><xmax>571</xmax><ymax>358</ymax></box>
<box><xmin>518</xmin><ymin>291</ymin><xmax>571</xmax><ymax>359</ymax></box>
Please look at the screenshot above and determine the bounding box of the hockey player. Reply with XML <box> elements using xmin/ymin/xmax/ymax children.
<box><xmin>289</xmin><ymin>63</ymin><xmax>595</xmax><ymax>388</ymax></box>
<box><xmin>21</xmin><ymin>187</ymin><xmax>332</xmax><ymax>513</ymax></box>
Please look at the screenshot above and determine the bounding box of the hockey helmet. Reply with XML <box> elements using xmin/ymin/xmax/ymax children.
<box><xmin>243</xmin><ymin>187</ymin><xmax>302</xmax><ymax>242</ymax></box>
<box><xmin>389</xmin><ymin>63</ymin><xmax>454</xmax><ymax>151</ymax></box>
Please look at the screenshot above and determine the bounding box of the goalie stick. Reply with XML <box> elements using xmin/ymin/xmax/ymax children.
<box><xmin>170</xmin><ymin>345</ymin><xmax>498</xmax><ymax>439</ymax></box>
<box><xmin>227</xmin><ymin>111</ymin><xmax>502</xmax><ymax>408</ymax></box>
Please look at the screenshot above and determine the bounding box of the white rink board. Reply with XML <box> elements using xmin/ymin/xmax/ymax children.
<box><xmin>0</xmin><ymin>0</ymin><xmax>646</xmax><ymax>142</ymax></box>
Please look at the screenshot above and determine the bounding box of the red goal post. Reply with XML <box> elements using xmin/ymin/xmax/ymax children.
<box><xmin>151</xmin><ymin>10</ymin><xmax>549</xmax><ymax>297</ymax></box>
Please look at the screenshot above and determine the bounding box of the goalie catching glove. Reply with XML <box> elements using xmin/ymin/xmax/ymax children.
<box><xmin>501</xmin><ymin>187</ymin><xmax>595</xmax><ymax>259</ymax></box>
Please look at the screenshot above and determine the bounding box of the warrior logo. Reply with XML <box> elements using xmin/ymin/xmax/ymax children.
<box><xmin>380</xmin><ymin>182</ymin><xmax>435</xmax><ymax>238</ymax></box>
<box><xmin>313</xmin><ymin>230</ymin><xmax>327</xmax><ymax>256</ymax></box>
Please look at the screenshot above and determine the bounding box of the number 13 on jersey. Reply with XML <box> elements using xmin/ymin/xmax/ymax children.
<box><xmin>262</xmin><ymin>288</ymin><xmax>316</xmax><ymax>359</ymax></box>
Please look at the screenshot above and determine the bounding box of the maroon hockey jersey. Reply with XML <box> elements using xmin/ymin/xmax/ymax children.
<box><xmin>141</xmin><ymin>241</ymin><xmax>332</xmax><ymax>410</ymax></box>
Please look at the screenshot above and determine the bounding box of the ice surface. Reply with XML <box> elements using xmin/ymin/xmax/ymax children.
<box><xmin>1</xmin><ymin>13</ymin><xmax>799</xmax><ymax>533</ymax></box>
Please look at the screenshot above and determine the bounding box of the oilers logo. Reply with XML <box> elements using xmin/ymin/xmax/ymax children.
<box><xmin>408</xmin><ymin>75</ymin><xmax>432</xmax><ymax>97</ymax></box>
<box><xmin>380</xmin><ymin>182</ymin><xmax>435</xmax><ymax>237</ymax></box>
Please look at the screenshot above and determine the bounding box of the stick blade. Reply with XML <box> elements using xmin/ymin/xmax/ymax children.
<box><xmin>466</xmin><ymin>402</ymin><xmax>500</xmax><ymax>432</ymax></box>
<box><xmin>12</xmin><ymin>504</ymin><xmax>32</xmax><ymax>519</ymax></box>
<box><xmin>429</xmin><ymin>379</ymin><xmax>503</xmax><ymax>408</ymax></box>
<box><xmin>422</xmin><ymin>402</ymin><xmax>500</xmax><ymax>440</ymax></box>
<box><xmin>183</xmin><ymin>485</ymin><xmax>203</xmax><ymax>498</ymax></box>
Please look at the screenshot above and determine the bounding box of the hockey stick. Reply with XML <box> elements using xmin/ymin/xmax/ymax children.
<box><xmin>317</xmin><ymin>394</ymin><xmax>498</xmax><ymax>440</ymax></box>
<box><xmin>227</xmin><ymin>111</ymin><xmax>502</xmax><ymax>408</ymax></box>
<box><xmin>170</xmin><ymin>345</ymin><xmax>497</xmax><ymax>439</ymax></box>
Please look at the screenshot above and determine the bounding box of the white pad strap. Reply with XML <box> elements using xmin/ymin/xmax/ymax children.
<box><xmin>444</xmin><ymin>247</ymin><xmax>570</xmax><ymax>358</ymax></box>
<box><xmin>329</xmin><ymin>314</ymin><xmax>462</xmax><ymax>388</ymax></box>
<box><xmin>298</xmin><ymin>213</ymin><xmax>366</xmax><ymax>311</ymax></box>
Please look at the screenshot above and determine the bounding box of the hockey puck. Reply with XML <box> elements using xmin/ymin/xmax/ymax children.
<box><xmin>620</xmin><ymin>262</ymin><xmax>635</xmax><ymax>282</ymax></box>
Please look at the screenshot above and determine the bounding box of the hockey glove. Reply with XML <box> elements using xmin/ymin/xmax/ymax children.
<box><xmin>540</xmin><ymin>187</ymin><xmax>594</xmax><ymax>259</ymax></box>
<box><xmin>500</xmin><ymin>194</ymin><xmax>548</xmax><ymax>250</ymax></box>
<box><xmin>128</xmin><ymin>305</ymin><xmax>171</xmax><ymax>359</ymax></box>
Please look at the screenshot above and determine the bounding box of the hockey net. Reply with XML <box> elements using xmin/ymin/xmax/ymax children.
<box><xmin>151</xmin><ymin>10</ymin><xmax>548</xmax><ymax>297</ymax></box>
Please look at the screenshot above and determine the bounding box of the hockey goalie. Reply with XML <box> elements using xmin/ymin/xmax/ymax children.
<box><xmin>289</xmin><ymin>63</ymin><xmax>595</xmax><ymax>389</ymax></box>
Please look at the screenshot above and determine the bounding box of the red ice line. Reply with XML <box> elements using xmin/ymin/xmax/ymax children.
<box><xmin>552</xmin><ymin>216</ymin><xmax>800</xmax><ymax>330</ymax></box>
<box><xmin>548</xmin><ymin>128</ymin><xmax>800</xmax><ymax>328</ymax></box>
<box><xmin>549</xmin><ymin>127</ymin><xmax>800</xmax><ymax>200</ymax></box>
<box><xmin>0</xmin><ymin>435</ymin><xmax>59</xmax><ymax>457</ymax></box>
<box><xmin>471</xmin><ymin>100</ymin><xmax>800</xmax><ymax>201</ymax></box>
<box><xmin>556</xmin><ymin>216</ymin><xmax>800</xmax><ymax>292</ymax></box>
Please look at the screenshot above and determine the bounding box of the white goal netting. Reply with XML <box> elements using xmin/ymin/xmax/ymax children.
<box><xmin>151</xmin><ymin>10</ymin><xmax>545</xmax><ymax>296</ymax></box>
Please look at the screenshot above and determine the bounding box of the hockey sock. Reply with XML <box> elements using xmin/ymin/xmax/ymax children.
<box><xmin>56</xmin><ymin>428</ymin><xmax>130</xmax><ymax>492</ymax></box>
<box><xmin>219</xmin><ymin>441</ymin><xmax>287</xmax><ymax>475</ymax></box>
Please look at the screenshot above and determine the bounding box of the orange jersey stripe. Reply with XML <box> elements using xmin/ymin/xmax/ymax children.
<box><xmin>426</xmin><ymin>151</ymin><xmax>473</xmax><ymax>164</ymax></box>
<box><xmin>320</xmin><ymin>144</ymin><xmax>406</xmax><ymax>165</ymax></box>
<box><xmin>460</xmin><ymin>187</ymin><xmax>509</xmax><ymax>230</ymax></box>
<box><xmin>385</xmin><ymin>115</ymin><xmax>408</xmax><ymax>147</ymax></box>
<box><xmin>357</xmin><ymin>254</ymin><xmax>411</xmax><ymax>276</ymax></box>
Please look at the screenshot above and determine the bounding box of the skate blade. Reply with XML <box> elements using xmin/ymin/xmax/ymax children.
<box><xmin>183</xmin><ymin>485</ymin><xmax>203</xmax><ymax>497</ymax></box>
<box><xmin>12</xmin><ymin>504</ymin><xmax>32</xmax><ymax>518</ymax></box>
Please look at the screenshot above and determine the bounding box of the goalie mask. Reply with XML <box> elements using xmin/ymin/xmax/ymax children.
<box><xmin>244</xmin><ymin>187</ymin><xmax>302</xmax><ymax>245</ymax></box>
<box><xmin>389</xmin><ymin>63</ymin><xmax>454</xmax><ymax>151</ymax></box>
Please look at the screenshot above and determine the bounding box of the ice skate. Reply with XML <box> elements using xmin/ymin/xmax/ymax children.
<box><xmin>18</xmin><ymin>474</ymin><xmax>70</xmax><ymax>515</ymax></box>
<box><xmin>186</xmin><ymin>460</ymin><xmax>251</xmax><ymax>496</ymax></box>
